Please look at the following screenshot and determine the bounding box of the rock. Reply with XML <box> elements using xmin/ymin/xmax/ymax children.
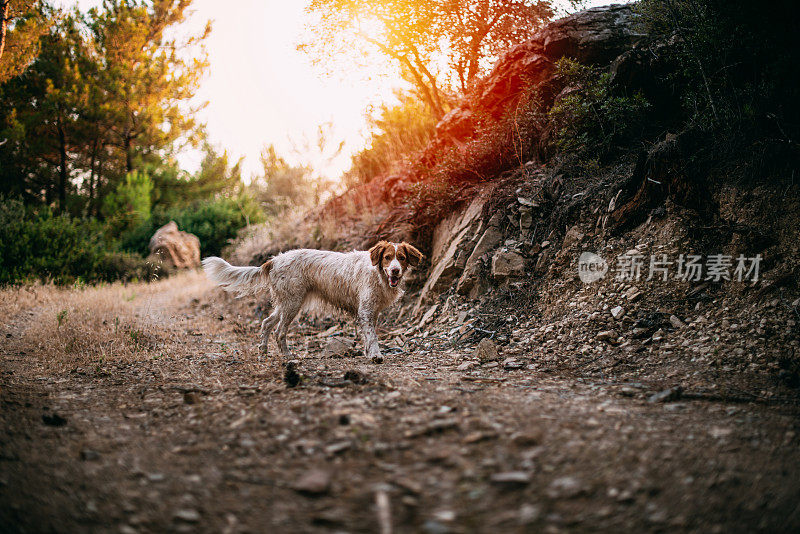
<box><xmin>546</xmin><ymin>476</ymin><xmax>586</xmax><ymax>499</ymax></box>
<box><xmin>343</xmin><ymin>369</ymin><xmax>368</xmax><ymax>385</ymax></box>
<box><xmin>596</xmin><ymin>330</ymin><xmax>618</xmax><ymax>342</ymax></box>
<box><xmin>490</xmin><ymin>471</ymin><xmax>531</xmax><ymax>487</ymax></box>
<box><xmin>561</xmin><ymin>225</ymin><xmax>585</xmax><ymax>250</ymax></box>
<box><xmin>456</xmin><ymin>225</ymin><xmax>504</xmax><ymax>295</ymax></box>
<box><xmin>669</xmin><ymin>315</ymin><xmax>686</xmax><ymax>329</ymax></box>
<box><xmin>283</xmin><ymin>361</ymin><xmax>300</xmax><ymax>388</ymax></box>
<box><xmin>492</xmin><ymin>250</ymin><xmax>526</xmax><ymax>278</ymax></box>
<box><xmin>80</xmin><ymin>449</ymin><xmax>100</xmax><ymax>461</ymax></box>
<box><xmin>474</xmin><ymin>338</ymin><xmax>499</xmax><ymax>363</ymax></box>
<box><xmin>322</xmin><ymin>337</ymin><xmax>356</xmax><ymax>358</ymax></box>
<box><xmin>651</xmin><ymin>328</ymin><xmax>665</xmax><ymax>342</ymax></box>
<box><xmin>511</xmin><ymin>430</ymin><xmax>543</xmax><ymax>446</ymax></box>
<box><xmin>292</xmin><ymin>469</ymin><xmax>332</xmax><ymax>495</ymax></box>
<box><xmin>503</xmin><ymin>358</ymin><xmax>524</xmax><ymax>370</ymax></box>
<box><xmin>173</xmin><ymin>509</ymin><xmax>201</xmax><ymax>523</ymax></box>
<box><xmin>418</xmin><ymin>305</ymin><xmax>439</xmax><ymax>328</ymax></box>
<box><xmin>414</xmin><ymin>193</ymin><xmax>487</xmax><ymax>313</ymax></box>
<box><xmin>435</xmin><ymin>107</ymin><xmax>474</xmax><ymax>142</ymax></box>
<box><xmin>648</xmin><ymin>386</ymin><xmax>683</xmax><ymax>403</ymax></box>
<box><xmin>147</xmin><ymin>221</ymin><xmax>201</xmax><ymax>270</ymax></box>
<box><xmin>610</xmin><ymin>306</ymin><xmax>626</xmax><ymax>320</ymax></box>
<box><xmin>42</xmin><ymin>412</ymin><xmax>67</xmax><ymax>427</ymax></box>
<box><xmin>456</xmin><ymin>361</ymin><xmax>477</xmax><ymax>372</ymax></box>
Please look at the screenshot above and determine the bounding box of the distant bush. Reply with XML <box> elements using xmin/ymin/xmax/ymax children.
<box><xmin>346</xmin><ymin>94</ymin><xmax>437</xmax><ymax>186</ymax></box>
<box><xmin>121</xmin><ymin>194</ymin><xmax>264</xmax><ymax>258</ymax></box>
<box><xmin>0</xmin><ymin>197</ymin><xmax>156</xmax><ymax>285</ymax></box>
<box><xmin>101</xmin><ymin>170</ymin><xmax>154</xmax><ymax>234</ymax></box>
<box><xmin>548</xmin><ymin>58</ymin><xmax>650</xmax><ymax>165</ymax></box>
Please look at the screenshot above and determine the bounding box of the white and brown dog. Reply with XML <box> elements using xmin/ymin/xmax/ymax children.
<box><xmin>202</xmin><ymin>241</ymin><xmax>423</xmax><ymax>363</ymax></box>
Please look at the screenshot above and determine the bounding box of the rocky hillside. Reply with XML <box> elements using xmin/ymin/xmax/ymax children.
<box><xmin>234</xmin><ymin>3</ymin><xmax>800</xmax><ymax>396</ymax></box>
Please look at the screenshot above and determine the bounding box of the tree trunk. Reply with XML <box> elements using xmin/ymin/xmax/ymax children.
<box><xmin>57</xmin><ymin>122</ymin><xmax>68</xmax><ymax>213</ymax></box>
<box><xmin>0</xmin><ymin>1</ymin><xmax>9</xmax><ymax>63</ymax></box>
<box><xmin>124</xmin><ymin>133</ymin><xmax>133</xmax><ymax>173</ymax></box>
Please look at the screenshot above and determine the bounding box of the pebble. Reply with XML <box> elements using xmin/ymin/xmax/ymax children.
<box><xmin>490</xmin><ymin>471</ymin><xmax>531</xmax><ymax>487</ymax></box>
<box><xmin>669</xmin><ymin>315</ymin><xmax>686</xmax><ymax>329</ymax></box>
<box><xmin>503</xmin><ymin>358</ymin><xmax>524</xmax><ymax>370</ymax></box>
<box><xmin>474</xmin><ymin>338</ymin><xmax>499</xmax><ymax>363</ymax></box>
<box><xmin>173</xmin><ymin>509</ymin><xmax>201</xmax><ymax>523</ymax></box>
<box><xmin>456</xmin><ymin>361</ymin><xmax>477</xmax><ymax>371</ymax></box>
<box><xmin>611</xmin><ymin>306</ymin><xmax>626</xmax><ymax>320</ymax></box>
<box><xmin>292</xmin><ymin>469</ymin><xmax>331</xmax><ymax>495</ymax></box>
<box><xmin>596</xmin><ymin>330</ymin><xmax>618</xmax><ymax>342</ymax></box>
<box><xmin>546</xmin><ymin>476</ymin><xmax>586</xmax><ymax>499</ymax></box>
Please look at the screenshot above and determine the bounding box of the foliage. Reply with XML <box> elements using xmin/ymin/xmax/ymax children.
<box><xmin>121</xmin><ymin>194</ymin><xmax>264</xmax><ymax>258</ymax></box>
<box><xmin>301</xmin><ymin>0</ymin><xmax>554</xmax><ymax>118</ymax></box>
<box><xmin>548</xmin><ymin>58</ymin><xmax>650</xmax><ymax>164</ymax></box>
<box><xmin>346</xmin><ymin>91</ymin><xmax>437</xmax><ymax>185</ymax></box>
<box><xmin>102</xmin><ymin>170</ymin><xmax>154</xmax><ymax>234</ymax></box>
<box><xmin>635</xmin><ymin>0</ymin><xmax>799</xmax><ymax>141</ymax></box>
<box><xmin>0</xmin><ymin>0</ymin><xmax>210</xmax><ymax>215</ymax></box>
<box><xmin>0</xmin><ymin>0</ymin><xmax>49</xmax><ymax>83</ymax></box>
<box><xmin>0</xmin><ymin>196</ymin><xmax>156</xmax><ymax>285</ymax></box>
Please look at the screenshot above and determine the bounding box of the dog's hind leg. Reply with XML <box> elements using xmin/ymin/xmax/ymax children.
<box><xmin>258</xmin><ymin>308</ymin><xmax>281</xmax><ymax>358</ymax></box>
<box><xmin>275</xmin><ymin>298</ymin><xmax>303</xmax><ymax>357</ymax></box>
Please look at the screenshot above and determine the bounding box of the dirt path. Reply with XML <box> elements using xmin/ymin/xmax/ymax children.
<box><xmin>1</xmin><ymin>273</ymin><xmax>799</xmax><ymax>533</ymax></box>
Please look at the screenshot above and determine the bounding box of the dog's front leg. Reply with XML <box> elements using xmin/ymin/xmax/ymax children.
<box><xmin>358</xmin><ymin>309</ymin><xmax>383</xmax><ymax>364</ymax></box>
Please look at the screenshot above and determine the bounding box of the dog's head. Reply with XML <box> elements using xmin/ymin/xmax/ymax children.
<box><xmin>369</xmin><ymin>241</ymin><xmax>423</xmax><ymax>288</ymax></box>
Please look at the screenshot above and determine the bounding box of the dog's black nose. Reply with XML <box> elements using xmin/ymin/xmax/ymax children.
<box><xmin>390</xmin><ymin>269</ymin><xmax>400</xmax><ymax>277</ymax></box>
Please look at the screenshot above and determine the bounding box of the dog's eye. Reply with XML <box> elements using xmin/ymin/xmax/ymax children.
<box><xmin>398</xmin><ymin>255</ymin><xmax>405</xmax><ymax>261</ymax></box>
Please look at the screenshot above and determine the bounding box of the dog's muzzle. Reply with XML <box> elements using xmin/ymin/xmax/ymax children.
<box><xmin>388</xmin><ymin>273</ymin><xmax>400</xmax><ymax>287</ymax></box>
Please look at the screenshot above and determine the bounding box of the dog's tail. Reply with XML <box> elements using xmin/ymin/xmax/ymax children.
<box><xmin>202</xmin><ymin>257</ymin><xmax>272</xmax><ymax>297</ymax></box>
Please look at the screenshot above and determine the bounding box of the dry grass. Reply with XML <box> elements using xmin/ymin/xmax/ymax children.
<box><xmin>228</xmin><ymin>187</ymin><xmax>390</xmax><ymax>265</ymax></box>
<box><xmin>1</xmin><ymin>271</ymin><xmax>214</xmax><ymax>372</ymax></box>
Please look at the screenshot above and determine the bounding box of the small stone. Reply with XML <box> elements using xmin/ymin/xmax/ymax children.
<box><xmin>456</xmin><ymin>361</ymin><xmax>477</xmax><ymax>371</ymax></box>
<box><xmin>283</xmin><ymin>361</ymin><xmax>301</xmax><ymax>387</ymax></box>
<box><xmin>322</xmin><ymin>337</ymin><xmax>355</xmax><ymax>358</ymax></box>
<box><xmin>492</xmin><ymin>251</ymin><xmax>526</xmax><ymax>278</ymax></box>
<box><xmin>669</xmin><ymin>315</ymin><xmax>686</xmax><ymax>329</ymax></box>
<box><xmin>611</xmin><ymin>306</ymin><xmax>626</xmax><ymax>320</ymax></box>
<box><xmin>503</xmin><ymin>358</ymin><xmax>524</xmax><ymax>370</ymax></box>
<box><xmin>80</xmin><ymin>449</ymin><xmax>100</xmax><ymax>461</ymax></box>
<box><xmin>173</xmin><ymin>509</ymin><xmax>201</xmax><ymax>523</ymax></box>
<box><xmin>596</xmin><ymin>330</ymin><xmax>618</xmax><ymax>342</ymax></box>
<box><xmin>490</xmin><ymin>471</ymin><xmax>531</xmax><ymax>487</ymax></box>
<box><xmin>292</xmin><ymin>469</ymin><xmax>331</xmax><ymax>495</ymax></box>
<box><xmin>648</xmin><ymin>386</ymin><xmax>683</xmax><ymax>403</ymax></box>
<box><xmin>42</xmin><ymin>413</ymin><xmax>67</xmax><ymax>427</ymax></box>
<box><xmin>183</xmin><ymin>391</ymin><xmax>201</xmax><ymax>404</ymax></box>
<box><xmin>546</xmin><ymin>476</ymin><xmax>585</xmax><ymax>499</ymax></box>
<box><xmin>474</xmin><ymin>338</ymin><xmax>499</xmax><ymax>363</ymax></box>
<box><xmin>651</xmin><ymin>328</ymin><xmax>665</xmax><ymax>342</ymax></box>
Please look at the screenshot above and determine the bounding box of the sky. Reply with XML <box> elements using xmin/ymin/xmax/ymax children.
<box><xmin>55</xmin><ymin>0</ymin><xmax>617</xmax><ymax>182</ymax></box>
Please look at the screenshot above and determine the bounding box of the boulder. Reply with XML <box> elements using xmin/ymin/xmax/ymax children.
<box><xmin>147</xmin><ymin>221</ymin><xmax>201</xmax><ymax>270</ymax></box>
<box><xmin>456</xmin><ymin>223</ymin><xmax>504</xmax><ymax>296</ymax></box>
<box><xmin>413</xmin><ymin>193</ymin><xmax>487</xmax><ymax>315</ymax></box>
<box><xmin>492</xmin><ymin>250</ymin><xmax>526</xmax><ymax>278</ymax></box>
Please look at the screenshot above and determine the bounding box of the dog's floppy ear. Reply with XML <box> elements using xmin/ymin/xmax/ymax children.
<box><xmin>400</xmin><ymin>242</ymin><xmax>424</xmax><ymax>267</ymax></box>
<box><xmin>369</xmin><ymin>241</ymin><xmax>389</xmax><ymax>266</ymax></box>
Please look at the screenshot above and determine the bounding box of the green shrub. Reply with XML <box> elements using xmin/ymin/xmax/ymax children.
<box><xmin>121</xmin><ymin>194</ymin><xmax>264</xmax><ymax>257</ymax></box>
<box><xmin>548</xmin><ymin>58</ymin><xmax>650</xmax><ymax>164</ymax></box>
<box><xmin>102</xmin><ymin>170</ymin><xmax>154</xmax><ymax>234</ymax></box>
<box><xmin>0</xmin><ymin>197</ymin><xmax>156</xmax><ymax>285</ymax></box>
